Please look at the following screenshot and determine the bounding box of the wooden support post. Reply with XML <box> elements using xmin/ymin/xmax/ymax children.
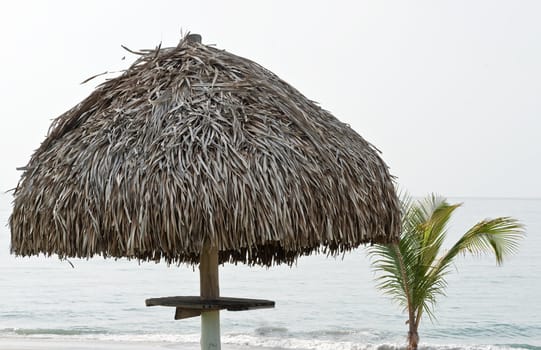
<box><xmin>200</xmin><ymin>242</ymin><xmax>220</xmax><ymax>350</ymax></box>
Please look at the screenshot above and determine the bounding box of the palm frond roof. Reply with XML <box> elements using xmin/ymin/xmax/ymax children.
<box><xmin>10</xmin><ymin>34</ymin><xmax>400</xmax><ymax>266</ymax></box>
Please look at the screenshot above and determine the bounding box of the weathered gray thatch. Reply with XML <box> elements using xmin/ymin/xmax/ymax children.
<box><xmin>10</xmin><ymin>34</ymin><xmax>400</xmax><ymax>266</ymax></box>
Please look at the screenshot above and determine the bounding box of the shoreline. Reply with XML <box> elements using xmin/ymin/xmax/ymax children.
<box><xmin>0</xmin><ymin>338</ymin><xmax>188</xmax><ymax>350</ymax></box>
<box><xmin>0</xmin><ymin>337</ymin><xmax>284</xmax><ymax>350</ymax></box>
<box><xmin>1</xmin><ymin>335</ymin><xmax>540</xmax><ymax>350</ymax></box>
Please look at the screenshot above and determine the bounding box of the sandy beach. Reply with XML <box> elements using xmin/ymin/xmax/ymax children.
<box><xmin>0</xmin><ymin>338</ymin><xmax>189</xmax><ymax>350</ymax></box>
<box><xmin>0</xmin><ymin>338</ymin><xmax>279</xmax><ymax>350</ymax></box>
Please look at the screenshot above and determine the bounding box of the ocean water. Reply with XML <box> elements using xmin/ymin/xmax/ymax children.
<box><xmin>0</xmin><ymin>193</ymin><xmax>539</xmax><ymax>349</ymax></box>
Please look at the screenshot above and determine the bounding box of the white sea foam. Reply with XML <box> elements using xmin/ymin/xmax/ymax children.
<box><xmin>0</xmin><ymin>329</ymin><xmax>200</xmax><ymax>344</ymax></box>
<box><xmin>219</xmin><ymin>334</ymin><xmax>537</xmax><ymax>350</ymax></box>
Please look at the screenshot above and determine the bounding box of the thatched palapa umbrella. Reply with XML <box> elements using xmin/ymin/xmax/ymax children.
<box><xmin>10</xmin><ymin>34</ymin><xmax>400</xmax><ymax>349</ymax></box>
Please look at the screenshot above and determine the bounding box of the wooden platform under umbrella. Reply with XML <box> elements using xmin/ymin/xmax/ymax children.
<box><xmin>10</xmin><ymin>33</ymin><xmax>401</xmax><ymax>350</ymax></box>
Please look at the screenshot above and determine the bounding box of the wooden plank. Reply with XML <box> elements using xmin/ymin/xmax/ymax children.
<box><xmin>175</xmin><ymin>307</ymin><xmax>202</xmax><ymax>320</ymax></box>
<box><xmin>145</xmin><ymin>296</ymin><xmax>275</xmax><ymax>311</ymax></box>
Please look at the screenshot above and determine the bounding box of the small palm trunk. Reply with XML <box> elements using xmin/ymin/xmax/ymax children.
<box><xmin>407</xmin><ymin>329</ymin><xmax>419</xmax><ymax>350</ymax></box>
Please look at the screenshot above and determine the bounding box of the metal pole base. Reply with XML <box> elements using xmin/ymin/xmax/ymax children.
<box><xmin>201</xmin><ymin>310</ymin><xmax>220</xmax><ymax>350</ymax></box>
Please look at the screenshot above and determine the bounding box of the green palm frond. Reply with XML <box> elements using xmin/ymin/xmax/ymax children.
<box><xmin>416</xmin><ymin>199</ymin><xmax>460</xmax><ymax>279</ymax></box>
<box><xmin>369</xmin><ymin>198</ymin><xmax>422</xmax><ymax>311</ymax></box>
<box><xmin>369</xmin><ymin>243</ymin><xmax>409</xmax><ymax>309</ymax></box>
<box><xmin>433</xmin><ymin>216</ymin><xmax>524</xmax><ymax>279</ymax></box>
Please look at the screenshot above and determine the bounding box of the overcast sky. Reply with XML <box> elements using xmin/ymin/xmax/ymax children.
<box><xmin>1</xmin><ymin>1</ymin><xmax>539</xmax><ymax>198</ymax></box>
